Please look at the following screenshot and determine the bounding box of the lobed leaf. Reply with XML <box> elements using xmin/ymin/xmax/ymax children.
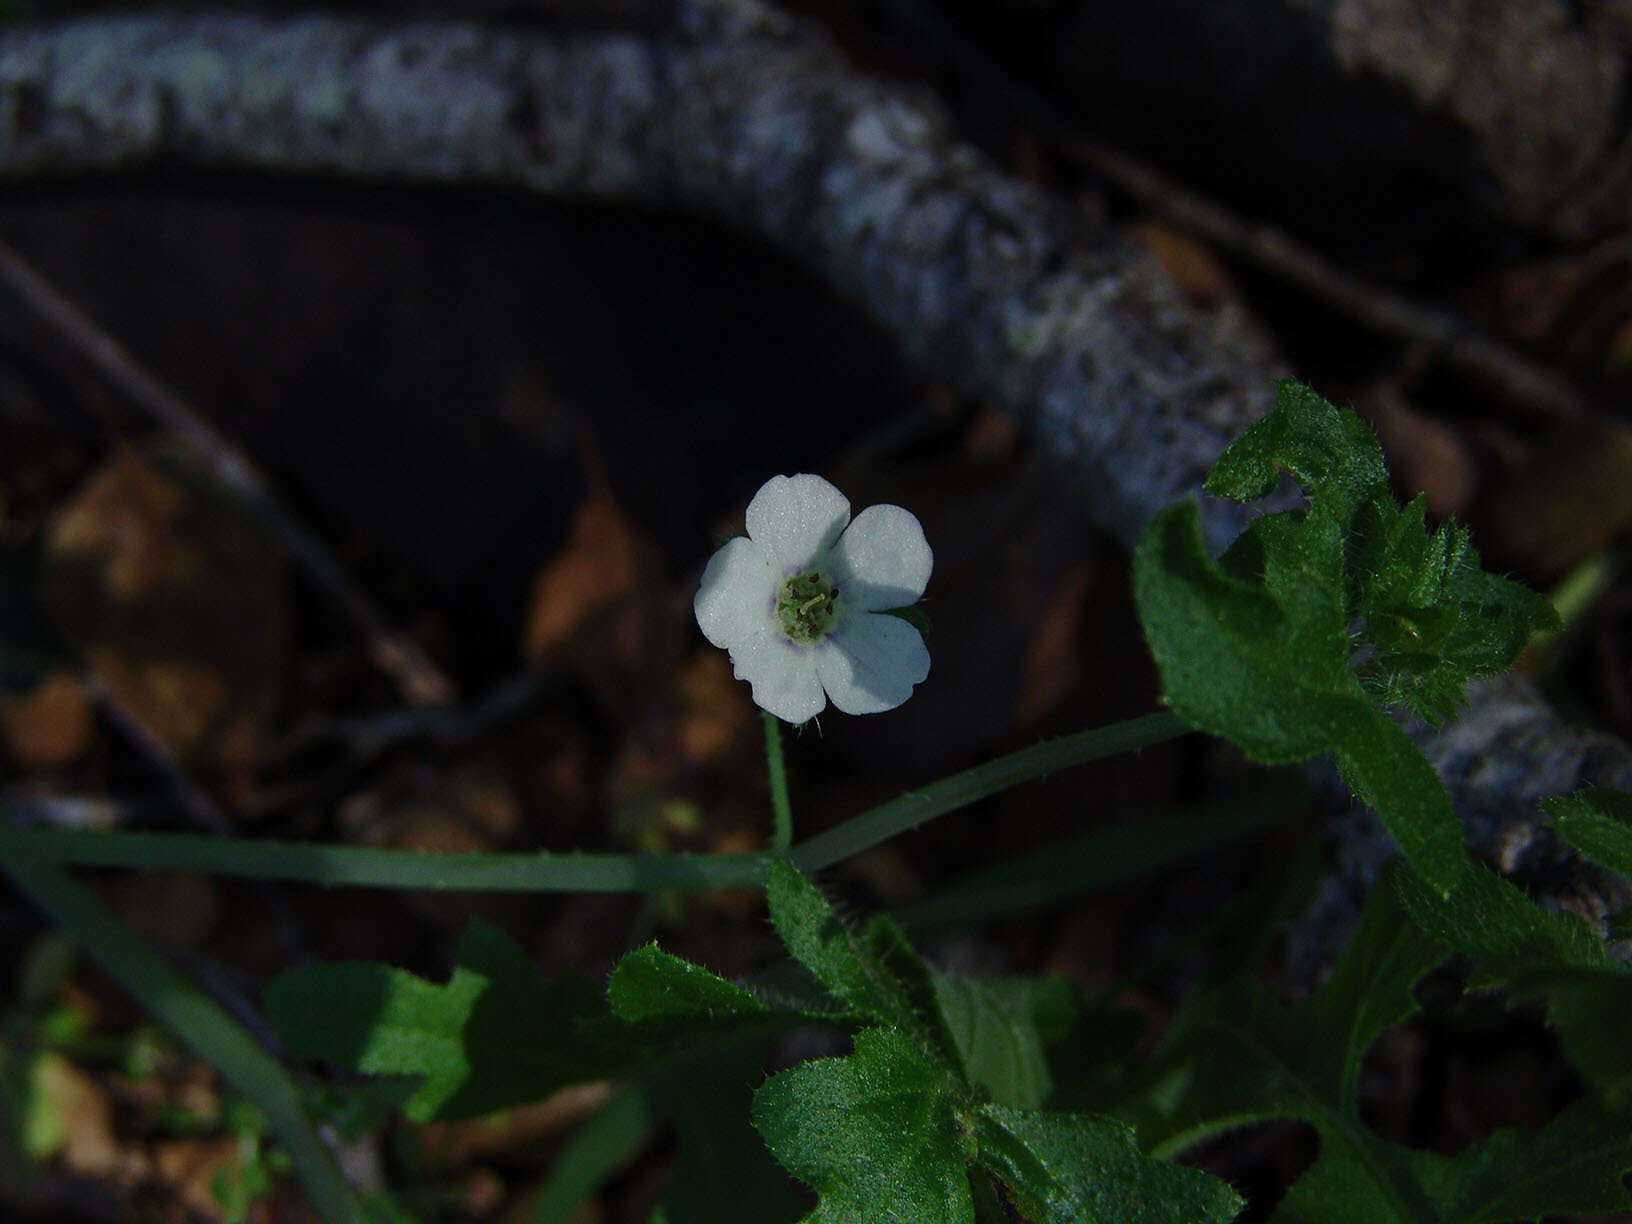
<box><xmin>752</xmin><ymin>1027</ymin><xmax>975</xmax><ymax>1224</ymax></box>
<box><xmin>1135</xmin><ymin>875</ymin><xmax>1450</xmax><ymax>1221</ymax></box>
<box><xmin>930</xmin><ymin>973</ymin><xmax>1075</xmax><ymax>1111</ymax></box>
<box><xmin>976</xmin><ymin>1106</ymin><xmax>1242</xmax><ymax>1224</ymax></box>
<box><xmin>765</xmin><ymin>858</ymin><xmax>966</xmax><ymax>1068</ymax></box>
<box><xmin>1399</xmin><ymin>1096</ymin><xmax>1632</xmax><ymax>1221</ymax></box>
<box><xmin>1395</xmin><ymin>858</ymin><xmax>1632</xmax><ymax>1096</ymax></box>
<box><xmin>1134</xmin><ymin>380</ymin><xmax>1557</xmax><ymax>894</ymax></box>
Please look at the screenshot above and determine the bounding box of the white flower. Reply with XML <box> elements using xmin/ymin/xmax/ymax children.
<box><xmin>694</xmin><ymin>474</ymin><xmax>932</xmax><ymax>723</ymax></box>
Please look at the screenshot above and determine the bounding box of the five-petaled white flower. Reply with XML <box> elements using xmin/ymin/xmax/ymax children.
<box><xmin>694</xmin><ymin>474</ymin><xmax>932</xmax><ymax>723</ymax></box>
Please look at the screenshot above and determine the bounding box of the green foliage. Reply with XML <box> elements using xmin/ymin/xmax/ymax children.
<box><xmin>269</xmin><ymin>921</ymin><xmax>809</xmax><ymax>1224</ymax></box>
<box><xmin>268</xmin><ymin>922</ymin><xmax>623</xmax><ymax>1122</ymax></box>
<box><xmin>1138</xmin><ymin>871</ymin><xmax>1632</xmax><ymax>1221</ymax></box>
<box><xmin>753</xmin><ymin>1028</ymin><xmax>975</xmax><ymax>1224</ymax></box>
<box><xmin>1133</xmin><ymin>380</ymin><xmax>1557</xmax><ymax>893</ymax></box>
<box><xmin>975</xmin><ymin>1106</ymin><xmax>1238</xmax><ymax>1224</ymax></box>
<box><xmin>1547</xmin><ymin>785</ymin><xmax>1632</xmax><ymax>880</ymax></box>
<box><xmin>1395</xmin><ymin>856</ymin><xmax>1632</xmax><ymax>1098</ymax></box>
<box><xmin>1399</xmin><ymin>1097</ymin><xmax>1632</xmax><ymax>1222</ymax></box>
<box><xmin>930</xmin><ymin>972</ymin><xmax>1074</xmax><ymax>1110</ymax></box>
<box><xmin>755</xmin><ymin>860</ymin><xmax>1241</xmax><ymax>1224</ymax></box>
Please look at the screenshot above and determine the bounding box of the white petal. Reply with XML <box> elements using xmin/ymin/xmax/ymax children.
<box><xmin>745</xmin><ymin>474</ymin><xmax>851</xmax><ymax>571</ymax></box>
<box><xmin>730</xmin><ymin>630</ymin><xmax>828</xmax><ymax>723</ymax></box>
<box><xmin>694</xmin><ymin>536</ymin><xmax>776</xmax><ymax>649</ymax></box>
<box><xmin>816</xmin><ymin>612</ymin><xmax>930</xmax><ymax>715</ymax></box>
<box><xmin>828</xmin><ymin>504</ymin><xmax>933</xmax><ymax>611</ymax></box>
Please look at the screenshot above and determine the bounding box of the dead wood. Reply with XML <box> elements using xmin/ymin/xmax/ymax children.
<box><xmin>2</xmin><ymin>1</ymin><xmax>1629</xmax><ymax>960</ymax></box>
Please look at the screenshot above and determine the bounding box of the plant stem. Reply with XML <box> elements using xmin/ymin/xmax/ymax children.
<box><xmin>0</xmin><ymin>823</ymin><xmax>770</xmax><ymax>892</ymax></box>
<box><xmin>0</xmin><ymin>710</ymin><xmax>1190</xmax><ymax>892</ymax></box>
<box><xmin>764</xmin><ymin>710</ymin><xmax>794</xmax><ymax>852</ymax></box>
<box><xmin>2</xmin><ymin>855</ymin><xmax>362</xmax><ymax>1224</ymax></box>
<box><xmin>790</xmin><ymin>710</ymin><xmax>1190</xmax><ymax>872</ymax></box>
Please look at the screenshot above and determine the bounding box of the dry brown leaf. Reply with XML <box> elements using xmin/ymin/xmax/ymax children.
<box><xmin>32</xmin><ymin>1053</ymin><xmax>124</xmax><ymax>1178</ymax></box>
<box><xmin>1479</xmin><ymin>238</ymin><xmax>1632</xmax><ymax>377</ymax></box>
<box><xmin>40</xmin><ymin>447</ymin><xmax>289</xmax><ymax>767</ymax></box>
<box><xmin>85</xmin><ymin>653</ymin><xmax>229</xmax><ymax>756</ymax></box>
<box><xmin>419</xmin><ymin>1083</ymin><xmax>614</xmax><ymax>1170</ymax></box>
<box><xmin>524</xmin><ymin>495</ymin><xmax>643</xmax><ymax>664</ymax></box>
<box><xmin>1365</xmin><ymin>387</ymin><xmax>1475</xmax><ymax>520</ymax></box>
<box><xmin>1479</xmin><ymin>418</ymin><xmax>1632</xmax><ymax>578</ymax></box>
<box><xmin>674</xmin><ymin>649</ymin><xmax>748</xmax><ymax>766</ymax></box>
<box><xmin>1012</xmin><ymin>563</ymin><xmax>1093</xmax><ymax>729</ymax></box>
<box><xmin>50</xmin><ymin>453</ymin><xmax>197</xmax><ymax>601</ymax></box>
<box><xmin>150</xmin><ymin>1136</ymin><xmax>241</xmax><ymax>1221</ymax></box>
<box><xmin>1</xmin><ymin>671</ymin><xmax>93</xmax><ymax>768</ymax></box>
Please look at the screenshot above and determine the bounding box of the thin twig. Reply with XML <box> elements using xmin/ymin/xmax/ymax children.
<box><xmin>80</xmin><ymin>671</ymin><xmax>232</xmax><ymax>834</ymax></box>
<box><xmin>0</xmin><ymin>239</ymin><xmax>455</xmax><ymax>706</ymax></box>
<box><xmin>1060</xmin><ymin>135</ymin><xmax>1587</xmax><ymax>421</ymax></box>
<box><xmin>77</xmin><ymin>672</ymin><xmax>307</xmax><ymax>959</ymax></box>
<box><xmin>878</xmin><ymin>0</ymin><xmax>1588</xmax><ymax>423</ymax></box>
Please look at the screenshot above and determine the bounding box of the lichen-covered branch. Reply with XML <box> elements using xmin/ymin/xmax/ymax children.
<box><xmin>0</xmin><ymin>1</ymin><xmax>1274</xmax><ymax>550</ymax></box>
<box><xmin>2</xmin><ymin>2</ymin><xmax>1628</xmax><ymax>953</ymax></box>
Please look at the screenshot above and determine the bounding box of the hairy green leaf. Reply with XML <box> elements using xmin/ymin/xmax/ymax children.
<box><xmin>1395</xmin><ymin>859</ymin><xmax>1632</xmax><ymax>1095</ymax></box>
<box><xmin>648</xmin><ymin>1037</ymin><xmax>807</xmax><ymax>1224</ymax></box>
<box><xmin>1398</xmin><ymin>1096</ymin><xmax>1632</xmax><ymax>1221</ymax></box>
<box><xmin>752</xmin><ymin>1028</ymin><xmax>974</xmax><ymax>1224</ymax></box>
<box><xmin>1137</xmin><ymin>876</ymin><xmax>1449</xmax><ymax>1221</ymax></box>
<box><xmin>1134</xmin><ymin>496</ymin><xmax>1463</xmax><ymax>891</ymax></box>
<box><xmin>268</xmin><ymin>922</ymin><xmax>811</xmax><ymax>1124</ymax></box>
<box><xmin>976</xmin><ymin>1106</ymin><xmax>1242</xmax><ymax>1224</ymax></box>
<box><xmin>930</xmin><ymin>973</ymin><xmax>1075</xmax><ymax>1110</ymax></box>
<box><xmin>765</xmin><ymin>859</ymin><xmax>964</xmax><ymax>1069</ymax></box>
<box><xmin>1547</xmin><ymin>786</ymin><xmax>1632</xmax><ymax>881</ymax></box>
<box><xmin>1134</xmin><ymin>380</ymin><xmax>1557</xmax><ymax>894</ymax></box>
<box><xmin>608</xmin><ymin>944</ymin><xmax>771</xmax><ymax>1023</ymax></box>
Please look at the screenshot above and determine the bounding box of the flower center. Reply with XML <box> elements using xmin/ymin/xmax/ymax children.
<box><xmin>776</xmin><ymin>571</ymin><xmax>839</xmax><ymax>643</ymax></box>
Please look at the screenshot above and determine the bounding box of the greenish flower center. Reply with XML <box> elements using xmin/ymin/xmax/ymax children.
<box><xmin>776</xmin><ymin>571</ymin><xmax>839</xmax><ymax>643</ymax></box>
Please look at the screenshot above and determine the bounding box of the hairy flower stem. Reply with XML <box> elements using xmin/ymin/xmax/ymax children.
<box><xmin>764</xmin><ymin>709</ymin><xmax>795</xmax><ymax>851</ymax></box>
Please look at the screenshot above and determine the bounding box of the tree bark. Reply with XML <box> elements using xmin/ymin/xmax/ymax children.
<box><xmin>3</xmin><ymin>2</ymin><xmax>1629</xmax><ymax>959</ymax></box>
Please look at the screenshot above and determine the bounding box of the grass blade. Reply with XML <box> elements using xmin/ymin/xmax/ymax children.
<box><xmin>1</xmin><ymin>855</ymin><xmax>363</xmax><ymax>1224</ymax></box>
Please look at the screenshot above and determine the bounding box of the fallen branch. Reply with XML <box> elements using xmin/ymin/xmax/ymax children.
<box><xmin>2</xmin><ymin>2</ymin><xmax>1627</xmax><ymax>954</ymax></box>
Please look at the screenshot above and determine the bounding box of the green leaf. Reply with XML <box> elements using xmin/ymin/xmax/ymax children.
<box><xmin>765</xmin><ymin>860</ymin><xmax>953</xmax><ymax>1049</ymax></box>
<box><xmin>1394</xmin><ymin>860</ymin><xmax>1632</xmax><ymax>1095</ymax></box>
<box><xmin>1134</xmin><ymin>381</ymin><xmax>1557</xmax><ymax>894</ymax></box>
<box><xmin>648</xmin><ymin>1036</ymin><xmax>807</xmax><ymax>1224</ymax></box>
<box><xmin>1399</xmin><ymin>1096</ymin><xmax>1632</xmax><ymax>1221</ymax></box>
<box><xmin>608</xmin><ymin>945</ymin><xmax>771</xmax><ymax>1023</ymax></box>
<box><xmin>1350</xmin><ymin>497</ymin><xmax>1558</xmax><ymax>725</ymax></box>
<box><xmin>752</xmin><ymin>1027</ymin><xmax>974</xmax><ymax>1224</ymax></box>
<box><xmin>929</xmin><ymin>973</ymin><xmax>1073</xmax><ymax>1110</ymax></box>
<box><xmin>267</xmin><ymin>922</ymin><xmax>618</xmax><ymax>1121</ymax></box>
<box><xmin>1547</xmin><ymin>786</ymin><xmax>1632</xmax><ymax>880</ymax></box>
<box><xmin>1204</xmin><ymin>379</ymin><xmax>1389</xmax><ymax>517</ymax></box>
<box><xmin>975</xmin><ymin>1106</ymin><xmax>1242</xmax><ymax>1224</ymax></box>
<box><xmin>1137</xmin><ymin>874</ymin><xmax>1449</xmax><ymax>1221</ymax></box>
<box><xmin>1133</xmin><ymin>497</ymin><xmax>1463</xmax><ymax>892</ymax></box>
